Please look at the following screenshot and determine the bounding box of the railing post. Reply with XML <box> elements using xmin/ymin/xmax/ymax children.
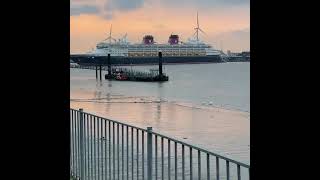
<box><xmin>147</xmin><ymin>127</ymin><xmax>153</xmax><ymax>180</ymax></box>
<box><xmin>79</xmin><ymin>108</ymin><xmax>85</xmax><ymax>179</ymax></box>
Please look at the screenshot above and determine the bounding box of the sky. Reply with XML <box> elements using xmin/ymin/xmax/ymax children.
<box><xmin>70</xmin><ymin>0</ymin><xmax>250</xmax><ymax>53</ymax></box>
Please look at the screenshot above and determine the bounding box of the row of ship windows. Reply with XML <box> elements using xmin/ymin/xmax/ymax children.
<box><xmin>127</xmin><ymin>52</ymin><xmax>206</xmax><ymax>56</ymax></box>
<box><xmin>104</xmin><ymin>48</ymin><xmax>208</xmax><ymax>51</ymax></box>
<box><xmin>106</xmin><ymin>51</ymin><xmax>207</xmax><ymax>53</ymax></box>
<box><xmin>128</xmin><ymin>49</ymin><xmax>207</xmax><ymax>51</ymax></box>
<box><xmin>99</xmin><ymin>46</ymin><xmax>211</xmax><ymax>49</ymax></box>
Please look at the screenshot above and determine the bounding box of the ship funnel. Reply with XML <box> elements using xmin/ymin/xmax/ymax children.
<box><xmin>143</xmin><ymin>35</ymin><xmax>154</xmax><ymax>45</ymax></box>
<box><xmin>168</xmin><ymin>34</ymin><xmax>179</xmax><ymax>45</ymax></box>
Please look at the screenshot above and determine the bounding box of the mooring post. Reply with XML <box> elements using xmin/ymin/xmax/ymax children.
<box><xmin>95</xmin><ymin>65</ymin><xmax>98</xmax><ymax>79</ymax></box>
<box><xmin>158</xmin><ymin>51</ymin><xmax>163</xmax><ymax>76</ymax></box>
<box><xmin>79</xmin><ymin>108</ymin><xmax>85</xmax><ymax>179</ymax></box>
<box><xmin>107</xmin><ymin>54</ymin><xmax>111</xmax><ymax>76</ymax></box>
<box><xmin>147</xmin><ymin>127</ymin><xmax>153</xmax><ymax>180</ymax></box>
<box><xmin>99</xmin><ymin>64</ymin><xmax>102</xmax><ymax>80</ymax></box>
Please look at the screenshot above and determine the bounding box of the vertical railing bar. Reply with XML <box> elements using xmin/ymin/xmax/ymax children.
<box><xmin>207</xmin><ymin>154</ymin><xmax>210</xmax><ymax>180</ymax></box>
<box><xmin>94</xmin><ymin>116</ymin><xmax>97</xmax><ymax>180</ymax></box>
<box><xmin>161</xmin><ymin>137</ymin><xmax>164</xmax><ymax>180</ymax></box>
<box><xmin>74</xmin><ymin>111</ymin><xmax>77</xmax><ymax>177</ymax></box>
<box><xmin>80</xmin><ymin>111</ymin><xmax>82</xmax><ymax>178</ymax></box>
<box><xmin>97</xmin><ymin>117</ymin><xmax>100</xmax><ymax>180</ymax></box>
<box><xmin>91</xmin><ymin>115</ymin><xmax>93</xmax><ymax>180</ymax></box>
<box><xmin>71</xmin><ymin>110</ymin><xmax>74</xmax><ymax>176</ymax></box>
<box><xmin>69</xmin><ymin>110</ymin><xmax>71</xmax><ymax>176</ymax></box>
<box><xmin>83</xmin><ymin>113</ymin><xmax>85</xmax><ymax>180</ymax></box>
<box><xmin>142</xmin><ymin>131</ymin><xmax>145</xmax><ymax>180</ymax></box>
<box><xmin>155</xmin><ymin>135</ymin><xmax>158</xmax><ymax>180</ymax></box>
<box><xmin>83</xmin><ymin>113</ymin><xmax>87</xmax><ymax>180</ymax></box>
<box><xmin>147</xmin><ymin>127</ymin><xmax>153</xmax><ymax>180</ymax></box>
<box><xmin>87</xmin><ymin>114</ymin><xmax>90</xmax><ymax>180</ymax></box>
<box><xmin>76</xmin><ymin>111</ymin><xmax>79</xmax><ymax>177</ymax></box>
<box><xmin>122</xmin><ymin>124</ymin><xmax>124</xmax><ymax>180</ymax></box>
<box><xmin>101</xmin><ymin>118</ymin><xmax>104</xmax><ymax>180</ymax></box>
<box><xmin>118</xmin><ymin>123</ymin><xmax>120</xmax><ymax>180</ymax></box>
<box><xmin>81</xmin><ymin>114</ymin><xmax>84</xmax><ymax>179</ymax></box>
<box><xmin>83</xmin><ymin>113</ymin><xmax>89</xmax><ymax>179</ymax></box>
<box><xmin>127</xmin><ymin>126</ymin><xmax>129</xmax><ymax>180</ymax></box>
<box><xmin>74</xmin><ymin>110</ymin><xmax>77</xmax><ymax>177</ymax></box>
<box><xmin>216</xmin><ymin>157</ymin><xmax>220</xmax><ymax>180</ymax></box>
<box><xmin>226</xmin><ymin>161</ymin><xmax>230</xmax><ymax>180</ymax></box>
<box><xmin>80</xmin><ymin>110</ymin><xmax>82</xmax><ymax>179</ymax></box>
<box><xmin>174</xmin><ymin>142</ymin><xmax>177</xmax><ymax>180</ymax></box>
<box><xmin>198</xmin><ymin>150</ymin><xmax>201</xmax><ymax>180</ymax></box>
<box><xmin>237</xmin><ymin>164</ymin><xmax>241</xmax><ymax>180</ymax></box>
<box><xmin>77</xmin><ymin>111</ymin><xmax>81</xmax><ymax>178</ymax></box>
<box><xmin>71</xmin><ymin>111</ymin><xmax>75</xmax><ymax>176</ymax></box>
<box><xmin>70</xmin><ymin>110</ymin><xmax>72</xmax><ymax>176</ymax></box>
<box><xmin>168</xmin><ymin>139</ymin><xmax>171</xmax><ymax>180</ymax></box>
<box><xmin>137</xmin><ymin>129</ymin><xmax>139</xmax><ymax>180</ymax></box>
<box><xmin>109</xmin><ymin>121</ymin><xmax>111</xmax><ymax>180</ymax></box>
<box><xmin>86</xmin><ymin>115</ymin><xmax>88</xmax><ymax>179</ymax></box>
<box><xmin>113</xmin><ymin>122</ymin><xmax>116</xmax><ymax>180</ymax></box>
<box><xmin>78</xmin><ymin>111</ymin><xmax>82</xmax><ymax>178</ymax></box>
<box><xmin>182</xmin><ymin>145</ymin><xmax>185</xmax><ymax>180</ymax></box>
<box><xmin>82</xmin><ymin>112</ymin><xmax>85</xmax><ymax>180</ymax></box>
<box><xmin>105</xmin><ymin>119</ymin><xmax>107</xmax><ymax>180</ymax></box>
<box><xmin>132</xmin><ymin>127</ymin><xmax>134</xmax><ymax>180</ymax></box>
<box><xmin>190</xmin><ymin>147</ymin><xmax>192</xmax><ymax>180</ymax></box>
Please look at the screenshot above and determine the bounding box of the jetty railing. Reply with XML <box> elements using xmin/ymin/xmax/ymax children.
<box><xmin>70</xmin><ymin>108</ymin><xmax>250</xmax><ymax>180</ymax></box>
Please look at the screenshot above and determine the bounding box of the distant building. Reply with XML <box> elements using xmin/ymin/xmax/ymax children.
<box><xmin>226</xmin><ymin>50</ymin><xmax>250</xmax><ymax>62</ymax></box>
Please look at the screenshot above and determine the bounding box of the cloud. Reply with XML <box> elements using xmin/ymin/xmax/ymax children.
<box><xmin>70</xmin><ymin>0</ymin><xmax>146</xmax><ymax>19</ymax></box>
<box><xmin>70</xmin><ymin>0</ymin><xmax>249</xmax><ymax>19</ymax></box>
<box><xmin>102</xmin><ymin>0</ymin><xmax>145</xmax><ymax>19</ymax></box>
<box><xmin>70</xmin><ymin>5</ymin><xmax>100</xmax><ymax>16</ymax></box>
<box><xmin>145</xmin><ymin>0</ymin><xmax>249</xmax><ymax>11</ymax></box>
<box><xmin>157</xmin><ymin>0</ymin><xmax>249</xmax><ymax>6</ymax></box>
<box><xmin>105</xmin><ymin>0</ymin><xmax>145</xmax><ymax>11</ymax></box>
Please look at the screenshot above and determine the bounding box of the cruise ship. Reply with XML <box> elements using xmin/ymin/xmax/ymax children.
<box><xmin>70</xmin><ymin>13</ymin><xmax>225</xmax><ymax>65</ymax></box>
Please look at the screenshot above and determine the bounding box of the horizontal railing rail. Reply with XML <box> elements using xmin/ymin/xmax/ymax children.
<box><xmin>70</xmin><ymin>108</ymin><xmax>250</xmax><ymax>180</ymax></box>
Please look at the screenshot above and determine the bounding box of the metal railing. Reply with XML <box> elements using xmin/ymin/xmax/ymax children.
<box><xmin>70</xmin><ymin>108</ymin><xmax>250</xmax><ymax>180</ymax></box>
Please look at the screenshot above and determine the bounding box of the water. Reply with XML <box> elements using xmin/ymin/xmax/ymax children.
<box><xmin>71</xmin><ymin>63</ymin><xmax>249</xmax><ymax>112</ymax></box>
<box><xmin>70</xmin><ymin>62</ymin><xmax>250</xmax><ymax>165</ymax></box>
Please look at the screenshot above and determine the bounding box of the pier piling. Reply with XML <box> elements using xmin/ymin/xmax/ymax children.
<box><xmin>107</xmin><ymin>54</ymin><xmax>111</xmax><ymax>76</ymax></box>
<box><xmin>159</xmin><ymin>51</ymin><xmax>163</xmax><ymax>76</ymax></box>
<box><xmin>99</xmin><ymin>65</ymin><xmax>102</xmax><ymax>80</ymax></box>
<box><xmin>95</xmin><ymin>65</ymin><xmax>98</xmax><ymax>79</ymax></box>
